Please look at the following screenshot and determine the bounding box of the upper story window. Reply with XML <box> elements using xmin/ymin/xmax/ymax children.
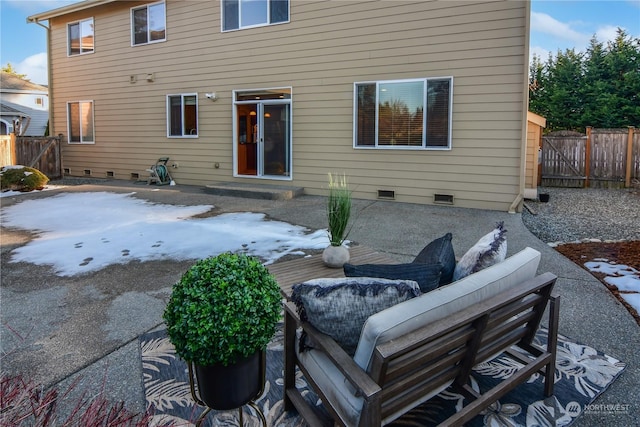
<box><xmin>354</xmin><ymin>77</ymin><xmax>453</xmax><ymax>150</ymax></box>
<box><xmin>68</xmin><ymin>18</ymin><xmax>94</xmax><ymax>56</ymax></box>
<box><xmin>132</xmin><ymin>1</ymin><xmax>166</xmax><ymax>45</ymax></box>
<box><xmin>222</xmin><ymin>0</ymin><xmax>289</xmax><ymax>31</ymax></box>
<box><xmin>167</xmin><ymin>94</ymin><xmax>198</xmax><ymax>137</ymax></box>
<box><xmin>67</xmin><ymin>101</ymin><xmax>95</xmax><ymax>144</ymax></box>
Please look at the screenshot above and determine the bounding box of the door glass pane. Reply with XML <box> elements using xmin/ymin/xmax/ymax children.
<box><xmin>148</xmin><ymin>3</ymin><xmax>166</xmax><ymax>41</ymax></box>
<box><xmin>133</xmin><ymin>8</ymin><xmax>148</xmax><ymax>44</ymax></box>
<box><xmin>241</xmin><ymin>0</ymin><xmax>267</xmax><ymax>27</ymax></box>
<box><xmin>356</xmin><ymin>84</ymin><xmax>376</xmax><ymax>146</ymax></box>
<box><xmin>378</xmin><ymin>81</ymin><xmax>424</xmax><ymax>146</ymax></box>
<box><xmin>426</xmin><ymin>79</ymin><xmax>451</xmax><ymax>147</ymax></box>
<box><xmin>236</xmin><ymin>104</ymin><xmax>258</xmax><ymax>175</ymax></box>
<box><xmin>69</xmin><ymin>23</ymin><xmax>80</xmax><ymax>55</ymax></box>
<box><xmin>263</xmin><ymin>104</ymin><xmax>289</xmax><ymax>176</ymax></box>
<box><xmin>81</xmin><ymin>102</ymin><xmax>94</xmax><ymax>142</ymax></box>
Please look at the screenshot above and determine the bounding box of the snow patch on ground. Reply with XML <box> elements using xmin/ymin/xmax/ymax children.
<box><xmin>1</xmin><ymin>192</ymin><xmax>329</xmax><ymax>276</ymax></box>
<box><xmin>585</xmin><ymin>260</ymin><xmax>640</xmax><ymax>314</ymax></box>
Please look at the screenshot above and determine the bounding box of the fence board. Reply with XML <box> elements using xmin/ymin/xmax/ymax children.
<box><xmin>0</xmin><ymin>134</ymin><xmax>14</xmax><ymax>167</ymax></box>
<box><xmin>14</xmin><ymin>136</ymin><xmax>63</xmax><ymax>179</ymax></box>
<box><xmin>541</xmin><ymin>128</ymin><xmax>639</xmax><ymax>189</ymax></box>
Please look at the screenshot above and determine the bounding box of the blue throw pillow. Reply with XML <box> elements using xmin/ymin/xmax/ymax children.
<box><xmin>343</xmin><ymin>262</ymin><xmax>442</xmax><ymax>293</ymax></box>
<box><xmin>291</xmin><ymin>278</ymin><xmax>421</xmax><ymax>356</ymax></box>
<box><xmin>412</xmin><ymin>233</ymin><xmax>456</xmax><ymax>286</ymax></box>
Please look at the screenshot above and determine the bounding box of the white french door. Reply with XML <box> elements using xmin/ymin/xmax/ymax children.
<box><xmin>234</xmin><ymin>88</ymin><xmax>291</xmax><ymax>178</ymax></box>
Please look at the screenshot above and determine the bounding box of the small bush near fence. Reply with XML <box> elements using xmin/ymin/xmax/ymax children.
<box><xmin>0</xmin><ymin>165</ymin><xmax>49</xmax><ymax>192</ymax></box>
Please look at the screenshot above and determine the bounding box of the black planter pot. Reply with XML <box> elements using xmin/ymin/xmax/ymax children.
<box><xmin>193</xmin><ymin>350</ymin><xmax>264</xmax><ymax>410</ymax></box>
<box><xmin>539</xmin><ymin>193</ymin><xmax>550</xmax><ymax>203</ymax></box>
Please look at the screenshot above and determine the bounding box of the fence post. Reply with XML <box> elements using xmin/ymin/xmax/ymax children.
<box><xmin>626</xmin><ymin>126</ymin><xmax>635</xmax><ymax>188</ymax></box>
<box><xmin>585</xmin><ymin>126</ymin><xmax>592</xmax><ymax>188</ymax></box>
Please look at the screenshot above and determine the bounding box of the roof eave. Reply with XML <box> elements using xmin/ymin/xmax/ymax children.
<box><xmin>27</xmin><ymin>0</ymin><xmax>118</xmax><ymax>23</ymax></box>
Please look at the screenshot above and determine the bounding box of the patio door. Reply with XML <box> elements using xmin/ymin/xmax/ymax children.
<box><xmin>235</xmin><ymin>89</ymin><xmax>291</xmax><ymax>178</ymax></box>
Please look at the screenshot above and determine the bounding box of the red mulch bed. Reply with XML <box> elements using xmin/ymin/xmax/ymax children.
<box><xmin>555</xmin><ymin>240</ymin><xmax>640</xmax><ymax>326</ymax></box>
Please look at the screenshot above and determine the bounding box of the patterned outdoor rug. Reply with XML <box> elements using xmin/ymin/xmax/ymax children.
<box><xmin>139</xmin><ymin>325</ymin><xmax>625</xmax><ymax>426</ymax></box>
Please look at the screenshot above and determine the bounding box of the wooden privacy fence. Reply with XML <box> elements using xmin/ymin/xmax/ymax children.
<box><xmin>0</xmin><ymin>134</ymin><xmax>63</xmax><ymax>179</ymax></box>
<box><xmin>541</xmin><ymin>127</ymin><xmax>639</xmax><ymax>188</ymax></box>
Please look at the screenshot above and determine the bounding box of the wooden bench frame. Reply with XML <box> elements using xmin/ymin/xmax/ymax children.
<box><xmin>284</xmin><ymin>272</ymin><xmax>559</xmax><ymax>427</ymax></box>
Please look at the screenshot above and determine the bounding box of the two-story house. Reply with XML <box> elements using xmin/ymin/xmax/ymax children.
<box><xmin>28</xmin><ymin>0</ymin><xmax>532</xmax><ymax>211</ymax></box>
<box><xmin>0</xmin><ymin>72</ymin><xmax>49</xmax><ymax>136</ymax></box>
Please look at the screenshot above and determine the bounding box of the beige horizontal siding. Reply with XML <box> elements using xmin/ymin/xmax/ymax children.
<box><xmin>48</xmin><ymin>0</ymin><xmax>529</xmax><ymax>211</ymax></box>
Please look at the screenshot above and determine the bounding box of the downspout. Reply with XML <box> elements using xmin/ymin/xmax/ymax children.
<box><xmin>510</xmin><ymin>0</ymin><xmax>532</xmax><ymax>214</ymax></box>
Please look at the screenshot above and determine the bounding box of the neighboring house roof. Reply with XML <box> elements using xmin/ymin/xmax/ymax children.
<box><xmin>0</xmin><ymin>101</ymin><xmax>24</xmax><ymax>115</ymax></box>
<box><xmin>0</xmin><ymin>72</ymin><xmax>47</xmax><ymax>93</ymax></box>
<box><xmin>0</xmin><ymin>99</ymin><xmax>49</xmax><ymax>136</ymax></box>
<box><xmin>27</xmin><ymin>0</ymin><xmax>117</xmax><ymax>22</ymax></box>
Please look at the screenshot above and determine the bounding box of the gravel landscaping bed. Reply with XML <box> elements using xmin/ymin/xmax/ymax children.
<box><xmin>523</xmin><ymin>186</ymin><xmax>640</xmax><ymax>326</ymax></box>
<box><xmin>522</xmin><ymin>186</ymin><xmax>640</xmax><ymax>244</ymax></box>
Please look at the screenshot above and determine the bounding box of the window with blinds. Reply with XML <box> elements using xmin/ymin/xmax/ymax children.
<box><xmin>354</xmin><ymin>77</ymin><xmax>452</xmax><ymax>149</ymax></box>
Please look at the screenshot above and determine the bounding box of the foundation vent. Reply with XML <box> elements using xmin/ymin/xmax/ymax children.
<box><xmin>377</xmin><ymin>189</ymin><xmax>395</xmax><ymax>200</ymax></box>
<box><xmin>83</xmin><ymin>169</ymin><xmax>92</xmax><ymax>176</ymax></box>
<box><xmin>106</xmin><ymin>171</ymin><xmax>115</xmax><ymax>177</ymax></box>
<box><xmin>131</xmin><ymin>172</ymin><xmax>140</xmax><ymax>180</ymax></box>
<box><xmin>434</xmin><ymin>193</ymin><xmax>454</xmax><ymax>205</ymax></box>
<box><xmin>63</xmin><ymin>168</ymin><xmax>70</xmax><ymax>175</ymax></box>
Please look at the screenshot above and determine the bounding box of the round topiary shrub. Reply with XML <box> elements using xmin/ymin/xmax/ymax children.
<box><xmin>163</xmin><ymin>252</ymin><xmax>282</xmax><ymax>367</ymax></box>
<box><xmin>0</xmin><ymin>165</ymin><xmax>49</xmax><ymax>192</ymax></box>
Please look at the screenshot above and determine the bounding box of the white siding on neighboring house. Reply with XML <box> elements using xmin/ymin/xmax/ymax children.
<box><xmin>0</xmin><ymin>72</ymin><xmax>49</xmax><ymax>136</ymax></box>
<box><xmin>35</xmin><ymin>0</ymin><xmax>530</xmax><ymax>211</ymax></box>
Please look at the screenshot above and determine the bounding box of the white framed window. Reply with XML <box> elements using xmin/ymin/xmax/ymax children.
<box><xmin>354</xmin><ymin>77</ymin><xmax>453</xmax><ymax>149</ymax></box>
<box><xmin>67</xmin><ymin>101</ymin><xmax>95</xmax><ymax>144</ymax></box>
<box><xmin>1</xmin><ymin>120</ymin><xmax>13</xmax><ymax>135</ymax></box>
<box><xmin>132</xmin><ymin>1</ymin><xmax>166</xmax><ymax>46</ymax></box>
<box><xmin>167</xmin><ymin>94</ymin><xmax>198</xmax><ymax>137</ymax></box>
<box><xmin>68</xmin><ymin>18</ymin><xmax>94</xmax><ymax>56</ymax></box>
<box><xmin>222</xmin><ymin>0</ymin><xmax>289</xmax><ymax>32</ymax></box>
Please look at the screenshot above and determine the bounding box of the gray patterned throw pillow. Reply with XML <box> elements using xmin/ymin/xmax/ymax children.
<box><xmin>291</xmin><ymin>277</ymin><xmax>421</xmax><ymax>356</ymax></box>
<box><xmin>453</xmin><ymin>222</ymin><xmax>507</xmax><ymax>281</ymax></box>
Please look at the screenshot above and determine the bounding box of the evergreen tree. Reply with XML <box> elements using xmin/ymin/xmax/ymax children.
<box><xmin>528</xmin><ymin>28</ymin><xmax>640</xmax><ymax>131</ymax></box>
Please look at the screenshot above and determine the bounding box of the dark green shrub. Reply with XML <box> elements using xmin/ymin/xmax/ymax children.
<box><xmin>0</xmin><ymin>165</ymin><xmax>49</xmax><ymax>192</ymax></box>
<box><xmin>163</xmin><ymin>253</ymin><xmax>282</xmax><ymax>366</ymax></box>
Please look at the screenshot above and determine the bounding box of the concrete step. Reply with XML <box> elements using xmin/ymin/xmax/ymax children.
<box><xmin>204</xmin><ymin>182</ymin><xmax>305</xmax><ymax>200</ymax></box>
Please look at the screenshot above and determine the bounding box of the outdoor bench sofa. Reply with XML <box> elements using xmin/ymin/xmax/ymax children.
<box><xmin>283</xmin><ymin>247</ymin><xmax>559</xmax><ymax>426</ymax></box>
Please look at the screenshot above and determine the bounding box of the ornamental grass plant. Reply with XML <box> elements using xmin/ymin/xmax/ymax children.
<box><xmin>326</xmin><ymin>173</ymin><xmax>352</xmax><ymax>246</ymax></box>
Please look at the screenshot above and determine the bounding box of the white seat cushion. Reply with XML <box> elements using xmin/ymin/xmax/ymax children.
<box><xmin>353</xmin><ymin>247</ymin><xmax>541</xmax><ymax>371</ymax></box>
